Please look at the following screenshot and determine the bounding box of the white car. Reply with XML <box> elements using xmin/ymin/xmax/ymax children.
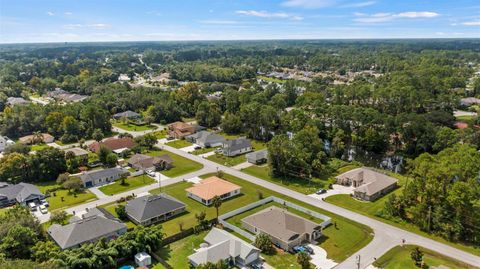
<box><xmin>39</xmin><ymin>205</ymin><xmax>48</xmax><ymax>214</ymax></box>
<box><xmin>146</xmin><ymin>170</ymin><xmax>156</xmax><ymax>177</ymax></box>
<box><xmin>28</xmin><ymin>202</ymin><xmax>37</xmax><ymax>211</ymax></box>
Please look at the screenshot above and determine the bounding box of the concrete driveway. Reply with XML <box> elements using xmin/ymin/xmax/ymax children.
<box><xmin>308</xmin><ymin>184</ymin><xmax>354</xmax><ymax>199</ymax></box>
<box><xmin>308</xmin><ymin>244</ymin><xmax>338</xmax><ymax>269</ymax></box>
<box><xmin>179</xmin><ymin>144</ymin><xmax>198</xmax><ymax>153</ymax></box>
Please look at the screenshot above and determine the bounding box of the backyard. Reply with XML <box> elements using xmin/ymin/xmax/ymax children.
<box><xmin>165</xmin><ymin>139</ymin><xmax>192</xmax><ymax>149</ymax></box>
<box><xmin>36</xmin><ymin>181</ymin><xmax>97</xmax><ymax>211</ymax></box>
<box><xmin>113</xmin><ymin>121</ymin><xmax>155</xmax><ymax>132</ymax></box>
<box><xmin>98</xmin><ymin>174</ymin><xmax>156</xmax><ymax>195</ymax></box>
<box><xmin>146</xmin><ymin>149</ymin><xmax>203</xmax><ymax>177</ymax></box>
<box><xmin>99</xmin><ymin>201</ymin><xmax>137</xmax><ymax>230</ymax></box>
<box><xmin>373</xmin><ymin>245</ymin><xmax>474</xmax><ymax>269</ymax></box>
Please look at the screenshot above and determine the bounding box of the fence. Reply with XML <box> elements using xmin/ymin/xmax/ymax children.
<box><xmin>218</xmin><ymin>196</ymin><xmax>332</xmax><ymax>241</ymax></box>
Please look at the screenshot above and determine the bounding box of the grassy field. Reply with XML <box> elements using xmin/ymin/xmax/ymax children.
<box><xmin>36</xmin><ymin>182</ymin><xmax>97</xmax><ymax>211</ymax></box>
<box><xmin>98</xmin><ymin>175</ymin><xmax>156</xmax><ymax>195</ymax></box>
<box><xmin>30</xmin><ymin>144</ymin><xmax>52</xmax><ymax>151</ymax></box>
<box><xmin>258</xmin><ymin>75</ymin><xmax>287</xmax><ymax>84</ymax></box>
<box><xmin>191</xmin><ymin>147</ymin><xmax>216</xmax><ymax>155</ymax></box>
<box><xmin>149</xmin><ymin>173</ymin><xmax>373</xmax><ymax>263</ymax></box>
<box><xmin>146</xmin><ymin>149</ymin><xmax>203</xmax><ymax>177</ymax></box>
<box><xmin>99</xmin><ymin>201</ymin><xmax>137</xmax><ymax>229</ymax></box>
<box><xmin>217</xmin><ymin>132</ymin><xmax>268</xmax><ymax>151</ymax></box>
<box><xmin>373</xmin><ymin>245</ymin><xmax>475</xmax><ymax>269</ymax></box>
<box><xmin>165</xmin><ymin>139</ymin><xmax>192</xmax><ymax>149</ymax></box>
<box><xmin>113</xmin><ymin>122</ymin><xmax>155</xmax><ymax>131</ymax></box>
<box><xmin>152</xmin><ymin>130</ymin><xmax>168</xmax><ymax>139</ymax></box>
<box><xmin>153</xmin><ymin>231</ymin><xmax>208</xmax><ymax>269</ymax></box>
<box><xmin>207</xmin><ymin>153</ymin><xmax>247</xmax><ymax>167</ymax></box>
<box><xmin>325</xmin><ymin>172</ymin><xmax>480</xmax><ymax>257</ymax></box>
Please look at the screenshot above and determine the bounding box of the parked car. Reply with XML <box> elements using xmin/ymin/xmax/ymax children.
<box><xmin>194</xmin><ymin>146</ymin><xmax>201</xmax><ymax>150</ymax></box>
<box><xmin>28</xmin><ymin>202</ymin><xmax>37</xmax><ymax>211</ymax></box>
<box><xmin>146</xmin><ymin>170</ymin><xmax>156</xmax><ymax>177</ymax></box>
<box><xmin>39</xmin><ymin>205</ymin><xmax>48</xmax><ymax>214</ymax></box>
<box><xmin>303</xmin><ymin>245</ymin><xmax>314</xmax><ymax>254</ymax></box>
<box><xmin>293</xmin><ymin>245</ymin><xmax>307</xmax><ymax>253</ymax></box>
<box><xmin>41</xmin><ymin>199</ymin><xmax>49</xmax><ymax>207</ymax></box>
<box><xmin>251</xmin><ymin>263</ymin><xmax>263</xmax><ymax>269</ymax></box>
<box><xmin>315</xmin><ymin>189</ymin><xmax>327</xmax><ymax>195</ymax></box>
<box><xmin>166</xmin><ymin>136</ymin><xmax>175</xmax><ymax>140</ymax></box>
<box><xmin>215</xmin><ymin>148</ymin><xmax>222</xmax><ymax>153</ymax></box>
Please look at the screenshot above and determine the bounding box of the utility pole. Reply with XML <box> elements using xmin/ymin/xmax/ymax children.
<box><xmin>356</xmin><ymin>255</ymin><xmax>361</xmax><ymax>269</ymax></box>
<box><xmin>427</xmin><ymin>205</ymin><xmax>432</xmax><ymax>232</ymax></box>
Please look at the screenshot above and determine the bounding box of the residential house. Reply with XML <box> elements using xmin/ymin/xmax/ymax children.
<box><xmin>113</xmin><ymin>110</ymin><xmax>141</xmax><ymax>120</ymax></box>
<box><xmin>167</xmin><ymin>121</ymin><xmax>197</xmax><ymax>139</ymax></box>
<box><xmin>188</xmin><ymin>228</ymin><xmax>260</xmax><ymax>268</ymax></box>
<box><xmin>460</xmin><ymin>97</ymin><xmax>480</xmax><ymax>106</ymax></box>
<box><xmin>0</xmin><ymin>183</ymin><xmax>45</xmax><ymax>208</ymax></box>
<box><xmin>125</xmin><ymin>194</ymin><xmax>186</xmax><ymax>226</ymax></box>
<box><xmin>18</xmin><ymin>133</ymin><xmax>55</xmax><ymax>144</ymax></box>
<box><xmin>64</xmin><ymin>147</ymin><xmax>89</xmax><ymax>157</ymax></box>
<box><xmin>88</xmin><ymin>137</ymin><xmax>135</xmax><ymax>153</ymax></box>
<box><xmin>48</xmin><ymin>207</ymin><xmax>127</xmax><ymax>249</ymax></box>
<box><xmin>222</xmin><ymin>138</ymin><xmax>252</xmax><ymax>157</ymax></box>
<box><xmin>79</xmin><ymin>167</ymin><xmax>128</xmax><ymax>188</ymax></box>
<box><xmin>0</xmin><ymin>135</ymin><xmax>15</xmax><ymax>152</ymax></box>
<box><xmin>241</xmin><ymin>206</ymin><xmax>323</xmax><ymax>251</ymax></box>
<box><xmin>6</xmin><ymin>97</ymin><xmax>29</xmax><ymax>106</ymax></box>
<box><xmin>118</xmin><ymin>74</ymin><xmax>131</xmax><ymax>81</ymax></box>
<box><xmin>246</xmin><ymin>149</ymin><xmax>268</xmax><ymax>164</ymax></box>
<box><xmin>128</xmin><ymin>153</ymin><xmax>173</xmax><ymax>171</ymax></box>
<box><xmin>335</xmin><ymin>167</ymin><xmax>398</xmax><ymax>201</ymax></box>
<box><xmin>186</xmin><ymin>176</ymin><xmax>241</xmax><ymax>206</ymax></box>
<box><xmin>186</xmin><ymin>131</ymin><xmax>226</xmax><ymax>148</ymax></box>
<box><xmin>46</xmin><ymin>89</ymin><xmax>87</xmax><ymax>103</ymax></box>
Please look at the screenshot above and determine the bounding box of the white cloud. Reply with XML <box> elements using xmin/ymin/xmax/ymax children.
<box><xmin>341</xmin><ymin>1</ymin><xmax>376</xmax><ymax>8</ymax></box>
<box><xmin>88</xmin><ymin>23</ymin><xmax>110</xmax><ymax>29</ymax></box>
<box><xmin>64</xmin><ymin>12</ymin><xmax>73</xmax><ymax>16</ymax></box>
<box><xmin>236</xmin><ymin>10</ymin><xmax>303</xmax><ymax>20</ymax></box>
<box><xmin>281</xmin><ymin>0</ymin><xmax>336</xmax><ymax>9</ymax></box>
<box><xmin>354</xmin><ymin>11</ymin><xmax>439</xmax><ymax>23</ymax></box>
<box><xmin>462</xmin><ymin>20</ymin><xmax>480</xmax><ymax>26</ymax></box>
<box><xmin>46</xmin><ymin>11</ymin><xmax>54</xmax><ymax>16</ymax></box>
<box><xmin>63</xmin><ymin>24</ymin><xmax>83</xmax><ymax>29</ymax></box>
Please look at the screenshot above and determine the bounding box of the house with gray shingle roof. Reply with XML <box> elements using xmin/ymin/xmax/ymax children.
<box><xmin>48</xmin><ymin>208</ymin><xmax>127</xmax><ymax>249</ymax></box>
<box><xmin>186</xmin><ymin>131</ymin><xmax>226</xmax><ymax>148</ymax></box>
<box><xmin>222</xmin><ymin>137</ymin><xmax>252</xmax><ymax>157</ymax></box>
<box><xmin>125</xmin><ymin>194</ymin><xmax>186</xmax><ymax>226</ymax></box>
<box><xmin>6</xmin><ymin>97</ymin><xmax>29</xmax><ymax>106</ymax></box>
<box><xmin>246</xmin><ymin>149</ymin><xmax>268</xmax><ymax>164</ymax></box>
<box><xmin>79</xmin><ymin>167</ymin><xmax>128</xmax><ymax>188</ymax></box>
<box><xmin>113</xmin><ymin>110</ymin><xmax>141</xmax><ymax>120</ymax></box>
<box><xmin>0</xmin><ymin>183</ymin><xmax>45</xmax><ymax>208</ymax></box>
<box><xmin>188</xmin><ymin>228</ymin><xmax>260</xmax><ymax>268</ymax></box>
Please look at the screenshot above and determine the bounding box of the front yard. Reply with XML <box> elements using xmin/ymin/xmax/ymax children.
<box><xmin>206</xmin><ymin>152</ymin><xmax>247</xmax><ymax>167</ymax></box>
<box><xmin>165</xmin><ymin>139</ymin><xmax>192</xmax><ymax>149</ymax></box>
<box><xmin>98</xmin><ymin>175</ymin><xmax>156</xmax><ymax>196</ymax></box>
<box><xmin>30</xmin><ymin>144</ymin><xmax>52</xmax><ymax>151</ymax></box>
<box><xmin>113</xmin><ymin>121</ymin><xmax>155</xmax><ymax>132</ymax></box>
<box><xmin>373</xmin><ymin>245</ymin><xmax>474</xmax><ymax>269</ymax></box>
<box><xmin>146</xmin><ymin>149</ymin><xmax>203</xmax><ymax>177</ymax></box>
<box><xmin>36</xmin><ymin>182</ymin><xmax>97</xmax><ymax>211</ymax></box>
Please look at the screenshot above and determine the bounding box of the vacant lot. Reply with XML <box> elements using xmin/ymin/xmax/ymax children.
<box><xmin>36</xmin><ymin>182</ymin><xmax>97</xmax><ymax>211</ymax></box>
<box><xmin>98</xmin><ymin>175</ymin><xmax>155</xmax><ymax>195</ymax></box>
<box><xmin>146</xmin><ymin>149</ymin><xmax>203</xmax><ymax>177</ymax></box>
<box><xmin>113</xmin><ymin>122</ymin><xmax>155</xmax><ymax>131</ymax></box>
<box><xmin>206</xmin><ymin>152</ymin><xmax>247</xmax><ymax>167</ymax></box>
<box><xmin>165</xmin><ymin>139</ymin><xmax>192</xmax><ymax>149</ymax></box>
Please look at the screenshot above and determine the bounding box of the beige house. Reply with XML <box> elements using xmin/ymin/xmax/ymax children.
<box><xmin>242</xmin><ymin>206</ymin><xmax>322</xmax><ymax>251</ymax></box>
<box><xmin>335</xmin><ymin>167</ymin><xmax>398</xmax><ymax>201</ymax></box>
<box><xmin>186</xmin><ymin>176</ymin><xmax>241</xmax><ymax>205</ymax></box>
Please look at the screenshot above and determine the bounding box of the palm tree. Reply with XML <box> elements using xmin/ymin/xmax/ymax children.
<box><xmin>212</xmin><ymin>195</ymin><xmax>222</xmax><ymax>222</ymax></box>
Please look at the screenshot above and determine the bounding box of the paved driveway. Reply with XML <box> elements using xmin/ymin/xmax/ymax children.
<box><xmin>308</xmin><ymin>244</ymin><xmax>338</xmax><ymax>269</ymax></box>
<box><xmin>308</xmin><ymin>184</ymin><xmax>354</xmax><ymax>199</ymax></box>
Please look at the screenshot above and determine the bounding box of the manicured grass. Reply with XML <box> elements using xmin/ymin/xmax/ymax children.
<box><xmin>30</xmin><ymin>144</ymin><xmax>52</xmax><ymax>151</ymax></box>
<box><xmin>153</xmin><ymin>231</ymin><xmax>209</xmax><ymax>269</ymax></box>
<box><xmin>373</xmin><ymin>245</ymin><xmax>475</xmax><ymax>269</ymax></box>
<box><xmin>206</xmin><ymin>153</ymin><xmax>247</xmax><ymax>167</ymax></box>
<box><xmin>113</xmin><ymin>122</ymin><xmax>155</xmax><ymax>131</ymax></box>
<box><xmin>146</xmin><ymin>149</ymin><xmax>203</xmax><ymax>177</ymax></box>
<box><xmin>150</xmin><ymin>173</ymin><xmax>373</xmax><ymax>262</ymax></box>
<box><xmin>98</xmin><ymin>175</ymin><xmax>156</xmax><ymax>196</ymax></box>
<box><xmin>152</xmin><ymin>130</ymin><xmax>168</xmax><ymax>139</ymax></box>
<box><xmin>258</xmin><ymin>75</ymin><xmax>287</xmax><ymax>84</ymax></box>
<box><xmin>455</xmin><ymin>115</ymin><xmax>477</xmax><ymax>121</ymax></box>
<box><xmin>191</xmin><ymin>147</ymin><xmax>216</xmax><ymax>155</ymax></box>
<box><xmin>326</xmin><ymin>172</ymin><xmax>480</xmax><ymax>257</ymax></box>
<box><xmin>99</xmin><ymin>201</ymin><xmax>137</xmax><ymax>229</ymax></box>
<box><xmin>36</xmin><ymin>181</ymin><xmax>97</xmax><ymax>211</ymax></box>
<box><xmin>217</xmin><ymin>132</ymin><xmax>268</xmax><ymax>151</ymax></box>
<box><xmin>165</xmin><ymin>139</ymin><xmax>192</xmax><ymax>149</ymax></box>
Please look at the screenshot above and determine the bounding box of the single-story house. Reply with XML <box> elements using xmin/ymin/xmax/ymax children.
<box><xmin>128</xmin><ymin>153</ymin><xmax>173</xmax><ymax>171</ymax></box>
<box><xmin>188</xmin><ymin>228</ymin><xmax>260</xmax><ymax>268</ymax></box>
<box><xmin>48</xmin><ymin>207</ymin><xmax>127</xmax><ymax>249</ymax></box>
<box><xmin>0</xmin><ymin>135</ymin><xmax>15</xmax><ymax>152</ymax></box>
<box><xmin>113</xmin><ymin>110</ymin><xmax>141</xmax><ymax>120</ymax></box>
<box><xmin>19</xmin><ymin>133</ymin><xmax>55</xmax><ymax>144</ymax></box>
<box><xmin>167</xmin><ymin>121</ymin><xmax>197</xmax><ymax>139</ymax></box>
<box><xmin>125</xmin><ymin>194</ymin><xmax>186</xmax><ymax>226</ymax></box>
<box><xmin>335</xmin><ymin>167</ymin><xmax>398</xmax><ymax>201</ymax></box>
<box><xmin>6</xmin><ymin>97</ymin><xmax>30</xmax><ymax>106</ymax></box>
<box><xmin>186</xmin><ymin>131</ymin><xmax>226</xmax><ymax>148</ymax></box>
<box><xmin>46</xmin><ymin>89</ymin><xmax>88</xmax><ymax>103</ymax></box>
<box><xmin>242</xmin><ymin>206</ymin><xmax>322</xmax><ymax>251</ymax></box>
<box><xmin>0</xmin><ymin>183</ymin><xmax>45</xmax><ymax>208</ymax></box>
<box><xmin>64</xmin><ymin>147</ymin><xmax>89</xmax><ymax>157</ymax></box>
<box><xmin>79</xmin><ymin>167</ymin><xmax>128</xmax><ymax>188</ymax></box>
<box><xmin>186</xmin><ymin>176</ymin><xmax>241</xmax><ymax>206</ymax></box>
<box><xmin>460</xmin><ymin>97</ymin><xmax>480</xmax><ymax>106</ymax></box>
<box><xmin>88</xmin><ymin>137</ymin><xmax>136</xmax><ymax>153</ymax></box>
<box><xmin>246</xmin><ymin>149</ymin><xmax>268</xmax><ymax>164</ymax></box>
<box><xmin>222</xmin><ymin>138</ymin><xmax>252</xmax><ymax>157</ymax></box>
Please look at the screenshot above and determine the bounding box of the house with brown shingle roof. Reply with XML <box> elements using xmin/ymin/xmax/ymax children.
<box><xmin>168</xmin><ymin>121</ymin><xmax>196</xmax><ymax>139</ymax></box>
<box><xmin>128</xmin><ymin>153</ymin><xmax>173</xmax><ymax>171</ymax></box>
<box><xmin>186</xmin><ymin>176</ymin><xmax>241</xmax><ymax>205</ymax></box>
<box><xmin>88</xmin><ymin>137</ymin><xmax>135</xmax><ymax>153</ymax></box>
<box><xmin>18</xmin><ymin>133</ymin><xmax>54</xmax><ymax>144</ymax></box>
<box><xmin>335</xmin><ymin>167</ymin><xmax>398</xmax><ymax>201</ymax></box>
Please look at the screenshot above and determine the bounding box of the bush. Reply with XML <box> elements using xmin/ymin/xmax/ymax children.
<box><xmin>115</xmin><ymin>205</ymin><xmax>128</xmax><ymax>220</ymax></box>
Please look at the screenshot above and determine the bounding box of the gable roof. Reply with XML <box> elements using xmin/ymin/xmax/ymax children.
<box><xmin>125</xmin><ymin>194</ymin><xmax>186</xmax><ymax>223</ymax></box>
<box><xmin>128</xmin><ymin>154</ymin><xmax>173</xmax><ymax>170</ymax></box>
<box><xmin>79</xmin><ymin>167</ymin><xmax>126</xmax><ymax>184</ymax></box>
<box><xmin>48</xmin><ymin>210</ymin><xmax>126</xmax><ymax>249</ymax></box>
<box><xmin>18</xmin><ymin>133</ymin><xmax>54</xmax><ymax>144</ymax></box>
<box><xmin>0</xmin><ymin>183</ymin><xmax>44</xmax><ymax>203</ymax></box>
<box><xmin>186</xmin><ymin>176</ymin><xmax>241</xmax><ymax>201</ymax></box>
<box><xmin>336</xmin><ymin>167</ymin><xmax>398</xmax><ymax>196</ymax></box>
<box><xmin>64</xmin><ymin>147</ymin><xmax>89</xmax><ymax>157</ymax></box>
<box><xmin>223</xmin><ymin>138</ymin><xmax>252</xmax><ymax>151</ymax></box>
<box><xmin>196</xmin><ymin>131</ymin><xmax>226</xmax><ymax>145</ymax></box>
<box><xmin>188</xmin><ymin>228</ymin><xmax>259</xmax><ymax>266</ymax></box>
<box><xmin>246</xmin><ymin>149</ymin><xmax>268</xmax><ymax>161</ymax></box>
<box><xmin>89</xmin><ymin>137</ymin><xmax>135</xmax><ymax>153</ymax></box>
<box><xmin>113</xmin><ymin>110</ymin><xmax>141</xmax><ymax>119</ymax></box>
<box><xmin>242</xmin><ymin>206</ymin><xmax>321</xmax><ymax>242</ymax></box>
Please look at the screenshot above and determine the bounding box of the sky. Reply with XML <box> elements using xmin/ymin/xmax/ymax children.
<box><xmin>0</xmin><ymin>0</ymin><xmax>479</xmax><ymax>43</ymax></box>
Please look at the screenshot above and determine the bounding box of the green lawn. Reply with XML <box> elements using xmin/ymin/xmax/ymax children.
<box><xmin>98</xmin><ymin>175</ymin><xmax>156</xmax><ymax>196</ymax></box>
<box><xmin>30</xmin><ymin>144</ymin><xmax>52</xmax><ymax>151</ymax></box>
<box><xmin>113</xmin><ymin>122</ymin><xmax>155</xmax><ymax>131</ymax></box>
<box><xmin>206</xmin><ymin>153</ymin><xmax>247</xmax><ymax>167</ymax></box>
<box><xmin>149</xmin><ymin>173</ymin><xmax>373</xmax><ymax>262</ymax></box>
<box><xmin>152</xmin><ymin>130</ymin><xmax>168</xmax><ymax>139</ymax></box>
<box><xmin>36</xmin><ymin>182</ymin><xmax>97</xmax><ymax>211</ymax></box>
<box><xmin>373</xmin><ymin>245</ymin><xmax>475</xmax><ymax>269</ymax></box>
<box><xmin>99</xmin><ymin>201</ymin><xmax>137</xmax><ymax>230</ymax></box>
<box><xmin>191</xmin><ymin>147</ymin><xmax>216</xmax><ymax>155</ymax></box>
<box><xmin>146</xmin><ymin>149</ymin><xmax>203</xmax><ymax>177</ymax></box>
<box><xmin>165</xmin><ymin>139</ymin><xmax>193</xmax><ymax>149</ymax></box>
<box><xmin>258</xmin><ymin>75</ymin><xmax>287</xmax><ymax>84</ymax></box>
<box><xmin>217</xmin><ymin>132</ymin><xmax>267</xmax><ymax>151</ymax></box>
<box><xmin>455</xmin><ymin>115</ymin><xmax>477</xmax><ymax>121</ymax></box>
<box><xmin>153</xmin><ymin>231</ymin><xmax>209</xmax><ymax>269</ymax></box>
<box><xmin>0</xmin><ymin>207</ymin><xmax>10</xmax><ymax>216</ymax></box>
<box><xmin>325</xmin><ymin>172</ymin><xmax>480</xmax><ymax>257</ymax></box>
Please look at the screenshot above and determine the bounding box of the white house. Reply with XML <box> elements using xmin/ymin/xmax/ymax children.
<box><xmin>0</xmin><ymin>136</ymin><xmax>15</xmax><ymax>152</ymax></box>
